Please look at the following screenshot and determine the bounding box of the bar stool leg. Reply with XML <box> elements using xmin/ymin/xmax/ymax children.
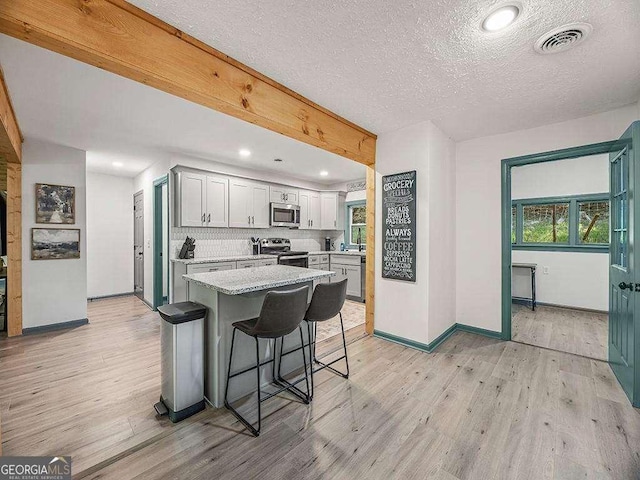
<box><xmin>311</xmin><ymin>313</ymin><xmax>350</xmax><ymax>379</ymax></box>
<box><xmin>306</xmin><ymin>321</ymin><xmax>315</xmax><ymax>400</ymax></box>
<box><xmin>275</xmin><ymin>328</ymin><xmax>311</xmax><ymax>404</ymax></box>
<box><xmin>224</xmin><ymin>328</ymin><xmax>261</xmax><ymax>437</ymax></box>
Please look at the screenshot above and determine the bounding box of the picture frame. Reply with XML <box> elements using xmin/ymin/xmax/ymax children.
<box><xmin>36</xmin><ymin>183</ymin><xmax>76</xmax><ymax>224</ymax></box>
<box><xmin>31</xmin><ymin>228</ymin><xmax>81</xmax><ymax>260</ymax></box>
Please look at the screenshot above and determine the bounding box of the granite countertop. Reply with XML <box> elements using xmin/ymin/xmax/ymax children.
<box><xmin>183</xmin><ymin>265</ymin><xmax>335</xmax><ymax>295</ymax></box>
<box><xmin>308</xmin><ymin>250</ymin><xmax>367</xmax><ymax>257</ymax></box>
<box><xmin>171</xmin><ymin>254</ymin><xmax>278</xmax><ymax>265</ymax></box>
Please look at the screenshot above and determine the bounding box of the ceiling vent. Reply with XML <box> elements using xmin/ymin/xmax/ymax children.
<box><xmin>534</xmin><ymin>23</ymin><xmax>592</xmax><ymax>54</ymax></box>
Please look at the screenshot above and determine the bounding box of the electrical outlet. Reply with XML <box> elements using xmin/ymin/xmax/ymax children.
<box><xmin>543</xmin><ymin>266</ymin><xmax>549</xmax><ymax>275</ymax></box>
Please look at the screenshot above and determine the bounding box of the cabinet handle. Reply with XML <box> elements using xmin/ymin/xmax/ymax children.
<box><xmin>208</xmin><ymin>213</ymin><xmax>211</xmax><ymax>223</ymax></box>
<box><xmin>311</xmin><ymin>220</ymin><xmax>313</xmax><ymax>227</ymax></box>
<box><xmin>202</xmin><ymin>213</ymin><xmax>206</xmax><ymax>223</ymax></box>
<box><xmin>248</xmin><ymin>216</ymin><xmax>251</xmax><ymax>224</ymax></box>
<box><xmin>334</xmin><ymin>220</ymin><xmax>336</xmax><ymax>227</ymax></box>
<box><xmin>252</xmin><ymin>216</ymin><xmax>255</xmax><ymax>225</ymax></box>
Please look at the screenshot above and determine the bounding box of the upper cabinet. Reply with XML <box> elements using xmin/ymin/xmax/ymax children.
<box><xmin>320</xmin><ymin>192</ymin><xmax>346</xmax><ymax>230</ymax></box>
<box><xmin>229</xmin><ymin>177</ymin><xmax>270</xmax><ymax>228</ymax></box>
<box><xmin>299</xmin><ymin>190</ymin><xmax>321</xmax><ymax>230</ymax></box>
<box><xmin>178</xmin><ymin>171</ymin><xmax>228</xmax><ymax>227</ymax></box>
<box><xmin>270</xmin><ymin>186</ymin><xmax>299</xmax><ymax>205</ymax></box>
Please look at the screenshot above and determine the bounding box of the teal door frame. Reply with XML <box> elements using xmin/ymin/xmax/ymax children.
<box><xmin>501</xmin><ymin>137</ymin><xmax>632</xmax><ymax>341</ymax></box>
<box><xmin>153</xmin><ymin>175</ymin><xmax>169</xmax><ymax>310</ymax></box>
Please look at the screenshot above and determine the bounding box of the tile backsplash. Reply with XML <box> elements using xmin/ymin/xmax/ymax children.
<box><xmin>171</xmin><ymin>227</ymin><xmax>345</xmax><ymax>258</ymax></box>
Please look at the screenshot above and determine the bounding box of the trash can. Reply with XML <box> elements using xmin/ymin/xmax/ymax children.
<box><xmin>154</xmin><ymin>301</ymin><xmax>207</xmax><ymax>423</ymax></box>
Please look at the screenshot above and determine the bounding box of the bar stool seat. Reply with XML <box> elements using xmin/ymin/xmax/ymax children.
<box><xmin>304</xmin><ymin>279</ymin><xmax>350</xmax><ymax>400</ymax></box>
<box><xmin>224</xmin><ymin>286</ymin><xmax>311</xmax><ymax>437</ymax></box>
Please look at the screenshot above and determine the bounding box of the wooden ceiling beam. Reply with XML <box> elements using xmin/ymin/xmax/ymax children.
<box><xmin>0</xmin><ymin>64</ymin><xmax>22</xmax><ymax>166</ymax></box>
<box><xmin>0</xmin><ymin>0</ymin><xmax>377</xmax><ymax>165</ymax></box>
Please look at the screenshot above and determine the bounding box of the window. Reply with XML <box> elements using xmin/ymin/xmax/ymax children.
<box><xmin>511</xmin><ymin>194</ymin><xmax>609</xmax><ymax>252</ymax></box>
<box><xmin>522</xmin><ymin>203</ymin><xmax>569</xmax><ymax>243</ymax></box>
<box><xmin>346</xmin><ymin>202</ymin><xmax>366</xmax><ymax>247</ymax></box>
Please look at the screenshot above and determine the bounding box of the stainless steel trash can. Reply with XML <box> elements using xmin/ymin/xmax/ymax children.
<box><xmin>154</xmin><ymin>301</ymin><xmax>206</xmax><ymax>422</ymax></box>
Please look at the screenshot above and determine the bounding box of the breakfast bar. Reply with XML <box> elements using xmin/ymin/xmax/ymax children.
<box><xmin>184</xmin><ymin>265</ymin><xmax>334</xmax><ymax>408</ymax></box>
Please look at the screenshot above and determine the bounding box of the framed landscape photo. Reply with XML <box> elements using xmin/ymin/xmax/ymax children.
<box><xmin>36</xmin><ymin>183</ymin><xmax>75</xmax><ymax>224</ymax></box>
<box><xmin>31</xmin><ymin>228</ymin><xmax>81</xmax><ymax>260</ymax></box>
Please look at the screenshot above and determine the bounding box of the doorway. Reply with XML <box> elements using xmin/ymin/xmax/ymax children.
<box><xmin>153</xmin><ymin>176</ymin><xmax>169</xmax><ymax>309</ymax></box>
<box><xmin>501</xmin><ymin>122</ymin><xmax>639</xmax><ymax>407</ymax></box>
<box><xmin>134</xmin><ymin>190</ymin><xmax>144</xmax><ymax>301</ymax></box>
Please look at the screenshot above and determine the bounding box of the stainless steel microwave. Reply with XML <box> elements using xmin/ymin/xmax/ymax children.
<box><xmin>270</xmin><ymin>203</ymin><xmax>300</xmax><ymax>228</ymax></box>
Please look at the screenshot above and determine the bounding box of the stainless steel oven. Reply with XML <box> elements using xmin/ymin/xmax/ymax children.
<box><xmin>270</xmin><ymin>203</ymin><xmax>300</xmax><ymax>228</ymax></box>
<box><xmin>277</xmin><ymin>254</ymin><xmax>309</xmax><ymax>268</ymax></box>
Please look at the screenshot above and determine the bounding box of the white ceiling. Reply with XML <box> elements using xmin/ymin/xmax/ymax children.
<box><xmin>0</xmin><ymin>35</ymin><xmax>365</xmax><ymax>182</ymax></box>
<box><xmin>128</xmin><ymin>0</ymin><xmax>640</xmax><ymax>141</ymax></box>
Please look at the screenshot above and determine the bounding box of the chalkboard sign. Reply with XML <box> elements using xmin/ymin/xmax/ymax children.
<box><xmin>382</xmin><ymin>170</ymin><xmax>416</xmax><ymax>282</ymax></box>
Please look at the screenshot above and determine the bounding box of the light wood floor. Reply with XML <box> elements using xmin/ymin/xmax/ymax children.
<box><xmin>315</xmin><ymin>299</ymin><xmax>365</xmax><ymax>343</ymax></box>
<box><xmin>512</xmin><ymin>304</ymin><xmax>608</xmax><ymax>360</ymax></box>
<box><xmin>2</xmin><ymin>296</ymin><xmax>639</xmax><ymax>479</ymax></box>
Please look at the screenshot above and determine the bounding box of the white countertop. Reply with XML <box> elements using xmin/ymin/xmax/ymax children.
<box><xmin>183</xmin><ymin>265</ymin><xmax>334</xmax><ymax>295</ymax></box>
<box><xmin>308</xmin><ymin>250</ymin><xmax>366</xmax><ymax>256</ymax></box>
<box><xmin>171</xmin><ymin>254</ymin><xmax>278</xmax><ymax>265</ymax></box>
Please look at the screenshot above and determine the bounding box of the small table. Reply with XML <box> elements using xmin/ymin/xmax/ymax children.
<box><xmin>512</xmin><ymin>263</ymin><xmax>537</xmax><ymax>311</ymax></box>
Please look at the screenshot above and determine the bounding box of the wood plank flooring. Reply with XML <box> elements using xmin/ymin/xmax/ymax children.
<box><xmin>1</xmin><ymin>296</ymin><xmax>639</xmax><ymax>479</ymax></box>
<box><xmin>512</xmin><ymin>304</ymin><xmax>608</xmax><ymax>360</ymax></box>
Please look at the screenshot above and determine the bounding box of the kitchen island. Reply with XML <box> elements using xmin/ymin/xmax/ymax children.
<box><xmin>184</xmin><ymin>265</ymin><xmax>334</xmax><ymax>407</ymax></box>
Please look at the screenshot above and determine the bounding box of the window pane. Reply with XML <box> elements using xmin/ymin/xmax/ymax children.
<box><xmin>522</xmin><ymin>203</ymin><xmax>569</xmax><ymax>243</ymax></box>
<box><xmin>351</xmin><ymin>226</ymin><xmax>366</xmax><ymax>245</ymax></box>
<box><xmin>511</xmin><ymin>207</ymin><xmax>516</xmax><ymax>244</ymax></box>
<box><xmin>579</xmin><ymin>201</ymin><xmax>609</xmax><ymax>244</ymax></box>
<box><xmin>351</xmin><ymin>206</ymin><xmax>366</xmax><ymax>224</ymax></box>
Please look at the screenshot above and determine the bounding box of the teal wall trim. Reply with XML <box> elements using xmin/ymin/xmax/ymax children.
<box><xmin>23</xmin><ymin>318</ymin><xmax>89</xmax><ymax>335</ymax></box>
<box><xmin>501</xmin><ymin>138</ymin><xmax>626</xmax><ymax>342</ymax></box>
<box><xmin>512</xmin><ymin>245</ymin><xmax>608</xmax><ymax>253</ymax></box>
<box><xmin>373</xmin><ymin>323</ymin><xmax>501</xmax><ymax>354</ymax></box>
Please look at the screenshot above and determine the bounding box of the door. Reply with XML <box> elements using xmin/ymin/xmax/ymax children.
<box><xmin>228</xmin><ymin>178</ymin><xmax>252</xmax><ymax>228</ymax></box>
<box><xmin>609</xmin><ymin>124</ymin><xmax>638</xmax><ymax>406</ymax></box>
<box><xmin>251</xmin><ymin>183</ymin><xmax>270</xmax><ymax>228</ymax></box>
<box><xmin>299</xmin><ymin>190</ymin><xmax>310</xmax><ymax>229</ymax></box>
<box><xmin>134</xmin><ymin>191</ymin><xmax>144</xmax><ymax>300</ymax></box>
<box><xmin>180</xmin><ymin>172</ymin><xmax>206</xmax><ymax>227</ymax></box>
<box><xmin>321</xmin><ymin>192</ymin><xmax>338</xmax><ymax>229</ymax></box>
<box><xmin>205</xmin><ymin>175</ymin><xmax>229</xmax><ymax>227</ymax></box>
<box><xmin>309</xmin><ymin>191</ymin><xmax>321</xmax><ymax>230</ymax></box>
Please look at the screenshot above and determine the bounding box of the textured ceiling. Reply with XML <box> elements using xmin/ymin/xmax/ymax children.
<box><xmin>129</xmin><ymin>0</ymin><xmax>640</xmax><ymax>140</ymax></box>
<box><xmin>0</xmin><ymin>35</ymin><xmax>365</xmax><ymax>183</ymax></box>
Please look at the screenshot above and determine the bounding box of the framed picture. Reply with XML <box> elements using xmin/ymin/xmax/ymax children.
<box><xmin>31</xmin><ymin>228</ymin><xmax>81</xmax><ymax>260</ymax></box>
<box><xmin>36</xmin><ymin>183</ymin><xmax>75</xmax><ymax>224</ymax></box>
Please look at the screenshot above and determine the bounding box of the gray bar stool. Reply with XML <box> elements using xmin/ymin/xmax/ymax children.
<box><xmin>304</xmin><ymin>279</ymin><xmax>349</xmax><ymax>400</ymax></box>
<box><xmin>224</xmin><ymin>286</ymin><xmax>311</xmax><ymax>437</ymax></box>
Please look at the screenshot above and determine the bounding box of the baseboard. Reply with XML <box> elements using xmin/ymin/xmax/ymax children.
<box><xmin>141</xmin><ymin>298</ymin><xmax>155</xmax><ymax>311</ymax></box>
<box><xmin>88</xmin><ymin>292</ymin><xmax>135</xmax><ymax>302</ymax></box>
<box><xmin>373</xmin><ymin>322</ymin><xmax>502</xmax><ymax>354</ymax></box>
<box><xmin>513</xmin><ymin>300</ymin><xmax>607</xmax><ymax>315</ymax></box>
<box><xmin>23</xmin><ymin>318</ymin><xmax>89</xmax><ymax>335</ymax></box>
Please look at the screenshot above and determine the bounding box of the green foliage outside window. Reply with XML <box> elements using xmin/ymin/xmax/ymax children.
<box><xmin>348</xmin><ymin>204</ymin><xmax>366</xmax><ymax>246</ymax></box>
<box><xmin>578</xmin><ymin>201</ymin><xmax>609</xmax><ymax>244</ymax></box>
<box><xmin>522</xmin><ymin>203</ymin><xmax>569</xmax><ymax>243</ymax></box>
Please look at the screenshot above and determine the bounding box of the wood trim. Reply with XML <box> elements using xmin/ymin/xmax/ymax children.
<box><xmin>365</xmin><ymin>164</ymin><xmax>375</xmax><ymax>334</ymax></box>
<box><xmin>7</xmin><ymin>162</ymin><xmax>22</xmax><ymax>337</ymax></box>
<box><xmin>0</xmin><ymin>64</ymin><xmax>23</xmax><ymax>165</ymax></box>
<box><xmin>0</xmin><ymin>0</ymin><xmax>376</xmax><ymax>165</ymax></box>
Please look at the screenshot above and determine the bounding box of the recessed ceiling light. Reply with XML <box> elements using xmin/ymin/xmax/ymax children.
<box><xmin>320</xmin><ymin>171</ymin><xmax>329</xmax><ymax>177</ymax></box>
<box><xmin>239</xmin><ymin>148</ymin><xmax>251</xmax><ymax>158</ymax></box>
<box><xmin>482</xmin><ymin>4</ymin><xmax>520</xmax><ymax>32</ymax></box>
<box><xmin>112</xmin><ymin>161</ymin><xmax>123</xmax><ymax>167</ymax></box>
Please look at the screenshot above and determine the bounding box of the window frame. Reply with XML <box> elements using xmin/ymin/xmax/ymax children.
<box><xmin>344</xmin><ymin>200</ymin><xmax>367</xmax><ymax>249</ymax></box>
<box><xmin>511</xmin><ymin>193</ymin><xmax>609</xmax><ymax>253</ymax></box>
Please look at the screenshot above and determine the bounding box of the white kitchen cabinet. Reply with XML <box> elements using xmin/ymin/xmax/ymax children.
<box><xmin>330</xmin><ymin>254</ymin><xmax>362</xmax><ymax>299</ymax></box>
<box><xmin>344</xmin><ymin>265</ymin><xmax>361</xmax><ymax>297</ymax></box>
<box><xmin>205</xmin><ymin>174</ymin><xmax>229</xmax><ymax>227</ymax></box>
<box><xmin>173</xmin><ymin>261</ymin><xmax>236</xmax><ymax>302</ymax></box>
<box><xmin>178</xmin><ymin>172</ymin><xmax>229</xmax><ymax>227</ymax></box>
<box><xmin>237</xmin><ymin>260</ymin><xmax>257</xmax><ymax>269</ymax></box>
<box><xmin>299</xmin><ymin>190</ymin><xmax>321</xmax><ymax>230</ymax></box>
<box><xmin>229</xmin><ymin>178</ymin><xmax>270</xmax><ymax>228</ymax></box>
<box><xmin>257</xmin><ymin>258</ymin><xmax>277</xmax><ymax>266</ymax></box>
<box><xmin>179</xmin><ymin>172</ymin><xmax>207</xmax><ymax>227</ymax></box>
<box><xmin>320</xmin><ymin>192</ymin><xmax>346</xmax><ymax>230</ymax></box>
<box><xmin>188</xmin><ymin>262</ymin><xmax>236</xmax><ymax>274</ymax></box>
<box><xmin>270</xmin><ymin>186</ymin><xmax>299</xmax><ymax>205</ymax></box>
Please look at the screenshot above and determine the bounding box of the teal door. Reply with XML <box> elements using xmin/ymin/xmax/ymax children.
<box><xmin>609</xmin><ymin>121</ymin><xmax>639</xmax><ymax>407</ymax></box>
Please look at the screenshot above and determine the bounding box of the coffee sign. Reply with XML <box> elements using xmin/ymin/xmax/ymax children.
<box><xmin>382</xmin><ymin>171</ymin><xmax>416</xmax><ymax>282</ymax></box>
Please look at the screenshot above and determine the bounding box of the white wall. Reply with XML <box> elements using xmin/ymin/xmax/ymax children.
<box><xmin>374</xmin><ymin>120</ymin><xmax>456</xmax><ymax>345</ymax></box>
<box><xmin>511</xmin><ymin>155</ymin><xmax>609</xmax><ymax>311</ymax></box>
<box><xmin>86</xmin><ymin>172</ymin><xmax>134</xmax><ymax>298</ymax></box>
<box><xmin>456</xmin><ymin>104</ymin><xmax>639</xmax><ymax>332</ymax></box>
<box><xmin>22</xmin><ymin>139</ymin><xmax>88</xmax><ymax>328</ymax></box>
